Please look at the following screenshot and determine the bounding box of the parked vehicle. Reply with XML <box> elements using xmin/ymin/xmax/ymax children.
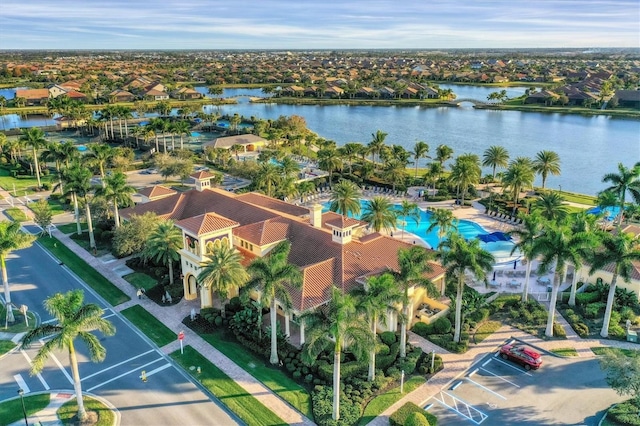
<box><xmin>499</xmin><ymin>344</ymin><xmax>542</xmax><ymax>370</ymax></box>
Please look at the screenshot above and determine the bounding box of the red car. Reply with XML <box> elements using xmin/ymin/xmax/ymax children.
<box><xmin>499</xmin><ymin>344</ymin><xmax>542</xmax><ymax>370</ymax></box>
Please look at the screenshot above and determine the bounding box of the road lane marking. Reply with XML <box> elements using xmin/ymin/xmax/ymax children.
<box><xmin>144</xmin><ymin>363</ymin><xmax>171</xmax><ymax>378</ymax></box>
<box><xmin>86</xmin><ymin>357</ymin><xmax>165</xmax><ymax>392</ymax></box>
<box><xmin>101</xmin><ymin>312</ymin><xmax>117</xmax><ymax>320</ymax></box>
<box><xmin>20</xmin><ymin>349</ymin><xmax>50</xmax><ymax>390</ymax></box>
<box><xmin>479</xmin><ymin>367</ymin><xmax>520</xmax><ymax>388</ymax></box>
<box><xmin>49</xmin><ymin>352</ymin><xmax>74</xmax><ymax>385</ymax></box>
<box><xmin>82</xmin><ymin>349</ymin><xmax>156</xmax><ymax>381</ymax></box>
<box><xmin>492</xmin><ymin>357</ymin><xmax>533</xmax><ymax>376</ymax></box>
<box><xmin>464</xmin><ymin>377</ymin><xmax>507</xmax><ymax>400</ymax></box>
<box><xmin>14</xmin><ymin>374</ymin><xmax>30</xmax><ymax>393</ymax></box>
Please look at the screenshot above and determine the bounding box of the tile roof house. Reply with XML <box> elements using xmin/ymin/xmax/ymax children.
<box><xmin>121</xmin><ymin>177</ymin><xmax>446</xmax><ymax>345</ymax></box>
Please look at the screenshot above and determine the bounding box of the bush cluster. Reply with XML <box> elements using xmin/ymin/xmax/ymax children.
<box><xmin>390</xmin><ymin>402</ymin><xmax>437</xmax><ymax>426</ymax></box>
<box><xmin>562</xmin><ymin>309</ymin><xmax>590</xmax><ymax>337</ymax></box>
<box><xmin>608</xmin><ymin>400</ymin><xmax>640</xmax><ymax>426</ymax></box>
<box><xmin>311</xmin><ymin>385</ymin><xmax>362</xmax><ymax>426</ymax></box>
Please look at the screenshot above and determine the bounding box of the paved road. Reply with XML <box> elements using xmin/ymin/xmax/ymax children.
<box><xmin>0</xmin><ymin>241</ymin><xmax>239</xmax><ymax>426</ymax></box>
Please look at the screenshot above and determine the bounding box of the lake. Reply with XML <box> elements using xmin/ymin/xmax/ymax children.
<box><xmin>1</xmin><ymin>86</ymin><xmax>638</xmax><ymax>195</ymax></box>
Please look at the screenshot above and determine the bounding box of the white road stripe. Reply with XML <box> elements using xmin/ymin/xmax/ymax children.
<box><xmin>101</xmin><ymin>313</ymin><xmax>117</xmax><ymax>320</ymax></box>
<box><xmin>145</xmin><ymin>363</ymin><xmax>171</xmax><ymax>377</ymax></box>
<box><xmin>82</xmin><ymin>349</ymin><xmax>156</xmax><ymax>381</ymax></box>
<box><xmin>479</xmin><ymin>367</ymin><xmax>520</xmax><ymax>388</ymax></box>
<box><xmin>14</xmin><ymin>374</ymin><xmax>30</xmax><ymax>393</ymax></box>
<box><xmin>464</xmin><ymin>377</ymin><xmax>507</xmax><ymax>400</ymax></box>
<box><xmin>49</xmin><ymin>352</ymin><xmax>74</xmax><ymax>384</ymax></box>
<box><xmin>87</xmin><ymin>357</ymin><xmax>165</xmax><ymax>392</ymax></box>
<box><xmin>492</xmin><ymin>357</ymin><xmax>533</xmax><ymax>376</ymax></box>
<box><xmin>20</xmin><ymin>349</ymin><xmax>50</xmax><ymax>390</ymax></box>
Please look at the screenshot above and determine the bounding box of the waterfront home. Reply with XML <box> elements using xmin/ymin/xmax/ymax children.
<box><xmin>613</xmin><ymin>90</ymin><xmax>640</xmax><ymax>109</ymax></box>
<box><xmin>108</xmin><ymin>89</ymin><xmax>136</xmax><ymax>103</ymax></box>
<box><xmin>121</xmin><ymin>176</ymin><xmax>446</xmax><ymax>345</ymax></box>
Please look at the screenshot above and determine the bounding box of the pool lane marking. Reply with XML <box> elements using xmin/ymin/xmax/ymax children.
<box><xmin>81</xmin><ymin>349</ymin><xmax>156</xmax><ymax>382</ymax></box>
<box><xmin>479</xmin><ymin>367</ymin><xmax>520</xmax><ymax>388</ymax></box>
<box><xmin>86</xmin><ymin>357</ymin><xmax>165</xmax><ymax>392</ymax></box>
<box><xmin>20</xmin><ymin>348</ymin><xmax>50</xmax><ymax>390</ymax></box>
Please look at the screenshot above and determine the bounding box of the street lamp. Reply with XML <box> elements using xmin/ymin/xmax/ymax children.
<box><xmin>559</xmin><ymin>184</ymin><xmax>562</xmax><ymax>193</ymax></box>
<box><xmin>18</xmin><ymin>388</ymin><xmax>28</xmax><ymax>426</ymax></box>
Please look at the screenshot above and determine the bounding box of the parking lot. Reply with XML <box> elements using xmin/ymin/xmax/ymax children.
<box><xmin>425</xmin><ymin>339</ymin><xmax>626</xmax><ymax>425</ymax></box>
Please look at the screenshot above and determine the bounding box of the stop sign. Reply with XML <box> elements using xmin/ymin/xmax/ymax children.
<box><xmin>178</xmin><ymin>331</ymin><xmax>185</xmax><ymax>341</ymax></box>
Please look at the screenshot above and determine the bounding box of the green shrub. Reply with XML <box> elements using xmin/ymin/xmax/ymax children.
<box><xmin>553</xmin><ymin>323</ymin><xmax>567</xmax><ymax>338</ymax></box>
<box><xmin>214</xmin><ymin>316</ymin><xmax>223</xmax><ymax>327</ymax></box>
<box><xmin>608</xmin><ymin>400</ymin><xmax>640</xmax><ymax>426</ymax></box>
<box><xmin>433</xmin><ymin>317</ymin><xmax>452</xmax><ymax>334</ymax></box>
<box><xmin>311</xmin><ymin>385</ymin><xmax>361</xmax><ymax>426</ymax></box>
<box><xmin>390</xmin><ymin>402</ymin><xmax>437</xmax><ymax>426</ymax></box>
<box><xmin>412</xmin><ymin>322</ymin><xmax>433</xmax><ymax>337</ymax></box>
<box><xmin>406</xmin><ymin>412</ymin><xmax>431</xmax><ymax>426</ymax></box>
<box><xmin>620</xmin><ymin>307</ymin><xmax>637</xmax><ymax>322</ymax></box>
<box><xmin>584</xmin><ymin>302</ymin><xmax>605</xmax><ymax>319</ymax></box>
<box><xmin>380</xmin><ymin>331</ymin><xmax>397</xmax><ymax>346</ymax></box>
<box><xmin>575</xmin><ymin>291</ymin><xmax>601</xmax><ymax>305</ymax></box>
<box><xmin>572</xmin><ymin>322</ymin><xmax>590</xmax><ymax>337</ymax></box>
<box><xmin>427</xmin><ymin>334</ymin><xmax>468</xmax><ymax>353</ymax></box>
<box><xmin>608</xmin><ymin>324</ymin><xmax>627</xmax><ymax>339</ymax></box>
<box><xmin>376</xmin><ymin>342</ymin><xmax>400</xmax><ymax>370</ymax></box>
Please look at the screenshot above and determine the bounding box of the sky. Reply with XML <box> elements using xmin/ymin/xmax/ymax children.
<box><xmin>1</xmin><ymin>0</ymin><xmax>639</xmax><ymax>50</ymax></box>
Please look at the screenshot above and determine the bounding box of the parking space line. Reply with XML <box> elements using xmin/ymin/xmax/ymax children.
<box><xmin>86</xmin><ymin>357</ymin><xmax>165</xmax><ymax>392</ymax></box>
<box><xmin>81</xmin><ymin>349</ymin><xmax>157</xmax><ymax>381</ymax></box>
<box><xmin>101</xmin><ymin>312</ymin><xmax>117</xmax><ymax>320</ymax></box>
<box><xmin>479</xmin><ymin>367</ymin><xmax>520</xmax><ymax>388</ymax></box>
<box><xmin>20</xmin><ymin>349</ymin><xmax>50</xmax><ymax>390</ymax></box>
<box><xmin>433</xmin><ymin>391</ymin><xmax>488</xmax><ymax>424</ymax></box>
<box><xmin>464</xmin><ymin>377</ymin><xmax>507</xmax><ymax>400</ymax></box>
<box><xmin>49</xmin><ymin>352</ymin><xmax>74</xmax><ymax>385</ymax></box>
<box><xmin>14</xmin><ymin>374</ymin><xmax>30</xmax><ymax>393</ymax></box>
<box><xmin>492</xmin><ymin>356</ymin><xmax>533</xmax><ymax>376</ymax></box>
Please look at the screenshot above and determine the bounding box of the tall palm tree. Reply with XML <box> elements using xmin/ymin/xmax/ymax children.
<box><xmin>20</xmin><ymin>290</ymin><xmax>115</xmax><ymax>422</ymax></box>
<box><xmin>439</xmin><ymin>232</ymin><xmax>494</xmax><ymax>342</ymax></box>
<box><xmin>394</xmin><ymin>247</ymin><xmax>435</xmax><ymax>357</ymax></box>
<box><xmin>247</xmin><ymin>241</ymin><xmax>302</xmax><ymax>365</ymax></box>
<box><xmin>531</xmin><ymin>222</ymin><xmax>596</xmax><ymax>337</ymax></box>
<box><xmin>383</xmin><ymin>158</ymin><xmax>408</xmax><ymax>192</ymax></box>
<box><xmin>602</xmin><ymin>162</ymin><xmax>640</xmax><ymax>228</ymax></box>
<box><xmin>426</xmin><ymin>208</ymin><xmax>457</xmax><ymax>248</ymax></box>
<box><xmin>198</xmin><ymin>243</ymin><xmax>249</xmax><ymax>317</ymax></box>
<box><xmin>411</xmin><ymin>141</ymin><xmax>430</xmax><ymax>179</ymax></box>
<box><xmin>589</xmin><ymin>232</ymin><xmax>640</xmax><ymax>338</ymax></box>
<box><xmin>62</xmin><ymin>163</ymin><xmax>97</xmax><ymax>249</ymax></box>
<box><xmin>450</xmin><ymin>154</ymin><xmax>481</xmax><ymax>205</ymax></box>
<box><xmin>0</xmin><ymin>221</ymin><xmax>35</xmax><ymax>323</ymax></box>
<box><xmin>94</xmin><ymin>171</ymin><xmax>135</xmax><ymax>228</ymax></box>
<box><xmin>533</xmin><ymin>150</ymin><xmax>561</xmax><ymax>189</ymax></box>
<box><xmin>435</xmin><ymin>144</ymin><xmax>454</xmax><ymax>167</ymax></box>
<box><xmin>86</xmin><ymin>143</ymin><xmax>114</xmax><ymax>187</ymax></box>
<box><xmin>362</xmin><ymin>196</ymin><xmax>398</xmax><ymax>233</ymax></box>
<box><xmin>172</xmin><ymin>120</ymin><xmax>191</xmax><ymax>150</ymax></box>
<box><xmin>509</xmin><ymin>212</ymin><xmax>544</xmax><ymax>302</ymax></box>
<box><xmin>423</xmin><ymin>162</ymin><xmax>443</xmax><ymax>193</ymax></box>
<box><xmin>301</xmin><ymin>286</ymin><xmax>374</xmax><ymax>421</ymax></box>
<box><xmin>502</xmin><ymin>159</ymin><xmax>535</xmax><ymax>216</ymax></box>
<box><xmin>339</xmin><ymin>142</ymin><xmax>363</xmax><ymax>175</ymax></box>
<box><xmin>368</xmin><ymin>130</ymin><xmax>388</xmax><ymax>165</ymax></box>
<box><xmin>533</xmin><ymin>192</ymin><xmax>568</xmax><ymax>222</ymax></box>
<box><xmin>398</xmin><ymin>200</ymin><xmax>420</xmax><ymax>239</ymax></box>
<box><xmin>254</xmin><ymin>162</ymin><xmax>281</xmax><ymax>198</ymax></box>
<box><xmin>482</xmin><ymin>145</ymin><xmax>510</xmax><ymax>180</ymax></box>
<box><xmin>351</xmin><ymin>273</ymin><xmax>402</xmax><ymax>381</ymax></box>
<box><xmin>19</xmin><ymin>127</ymin><xmax>47</xmax><ymax>188</ymax></box>
<box><xmin>317</xmin><ymin>148</ymin><xmax>342</xmax><ymax>188</ymax></box>
<box><xmin>329</xmin><ymin>179</ymin><xmax>362</xmax><ymax>217</ymax></box>
<box><xmin>144</xmin><ymin>220</ymin><xmax>183</xmax><ymax>285</ymax></box>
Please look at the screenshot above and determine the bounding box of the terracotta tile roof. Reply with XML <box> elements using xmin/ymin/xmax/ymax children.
<box><xmin>176</xmin><ymin>212</ymin><xmax>239</xmax><ymax>236</ymax></box>
<box><xmin>235</xmin><ymin>192</ymin><xmax>309</xmax><ymax>217</ymax></box>
<box><xmin>16</xmin><ymin>89</ymin><xmax>49</xmax><ymax>99</ymax></box>
<box><xmin>324</xmin><ymin>214</ymin><xmax>362</xmax><ymax>229</ymax></box>
<box><xmin>203</xmin><ymin>134</ymin><xmax>267</xmax><ymax>149</ymax></box>
<box><xmin>190</xmin><ymin>170</ymin><xmax>216</xmax><ymax>180</ymax></box>
<box><xmin>234</xmin><ymin>217</ymin><xmax>291</xmax><ymax>246</ymax></box>
<box><xmin>138</xmin><ymin>185</ymin><xmax>177</xmax><ymax>199</ymax></box>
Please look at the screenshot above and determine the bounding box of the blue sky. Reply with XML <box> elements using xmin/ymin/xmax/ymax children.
<box><xmin>1</xmin><ymin>0</ymin><xmax>638</xmax><ymax>50</ymax></box>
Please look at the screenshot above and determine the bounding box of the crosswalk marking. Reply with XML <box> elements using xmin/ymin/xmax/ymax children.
<box><xmin>14</xmin><ymin>374</ymin><xmax>30</xmax><ymax>393</ymax></box>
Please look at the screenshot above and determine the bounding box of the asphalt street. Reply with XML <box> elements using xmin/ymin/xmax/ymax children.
<box><xmin>0</xmin><ymin>240</ymin><xmax>239</xmax><ymax>425</ymax></box>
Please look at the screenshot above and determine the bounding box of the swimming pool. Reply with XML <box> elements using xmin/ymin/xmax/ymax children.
<box><xmin>322</xmin><ymin>201</ymin><xmax>520</xmax><ymax>264</ymax></box>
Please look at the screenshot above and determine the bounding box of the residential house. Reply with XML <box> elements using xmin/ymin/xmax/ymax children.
<box><xmin>108</xmin><ymin>89</ymin><xmax>136</xmax><ymax>103</ymax></box>
<box><xmin>172</xmin><ymin>87</ymin><xmax>203</xmax><ymax>100</ymax></box>
<box><xmin>203</xmin><ymin>134</ymin><xmax>267</xmax><ymax>153</ymax></box>
<box><xmin>613</xmin><ymin>90</ymin><xmax>640</xmax><ymax>109</ymax></box>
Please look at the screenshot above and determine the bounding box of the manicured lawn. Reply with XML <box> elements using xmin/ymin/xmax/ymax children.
<box><xmin>0</xmin><ymin>393</ymin><xmax>50</xmax><ymax>425</ymax></box>
<box><xmin>0</xmin><ymin>306</ymin><xmax>37</xmax><ymax>333</ymax></box>
<box><xmin>357</xmin><ymin>376</ymin><xmax>426</xmax><ymax>426</ymax></box>
<box><xmin>121</xmin><ymin>305</ymin><xmax>176</xmax><ymax>347</ymax></box>
<box><xmin>0</xmin><ymin>168</ymin><xmax>57</xmax><ymax>194</ymax></box>
<box><xmin>170</xmin><ymin>345</ymin><xmax>287</xmax><ymax>426</ymax></box>
<box><xmin>473</xmin><ymin>320</ymin><xmax>502</xmax><ymax>344</ymax></box>
<box><xmin>591</xmin><ymin>346</ymin><xmax>640</xmax><ymax>357</ymax></box>
<box><xmin>58</xmin><ymin>395</ymin><xmax>115</xmax><ymax>426</ymax></box>
<box><xmin>38</xmin><ymin>236</ymin><xmax>130</xmax><ymax>306</ymax></box>
<box><xmin>0</xmin><ymin>340</ymin><xmax>17</xmax><ymax>355</ymax></box>
<box><xmin>550</xmin><ymin>347</ymin><xmax>579</xmax><ymax>357</ymax></box>
<box><xmin>558</xmin><ymin>191</ymin><xmax>597</xmax><ymax>206</ymax></box>
<box><xmin>5</xmin><ymin>207</ymin><xmax>28</xmax><ymax>222</ymax></box>
<box><xmin>123</xmin><ymin>272</ymin><xmax>157</xmax><ymax>291</ymax></box>
<box><xmin>198</xmin><ymin>330</ymin><xmax>313</xmax><ymax>419</ymax></box>
<box><xmin>47</xmin><ymin>197</ymin><xmax>68</xmax><ymax>216</ymax></box>
<box><xmin>57</xmin><ymin>222</ymin><xmax>87</xmax><ymax>235</ymax></box>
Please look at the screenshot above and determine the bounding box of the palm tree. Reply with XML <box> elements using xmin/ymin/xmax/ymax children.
<box><xmin>368</xmin><ymin>130</ymin><xmax>387</xmax><ymax>165</ymax></box>
<box><xmin>589</xmin><ymin>232</ymin><xmax>640</xmax><ymax>338</ymax></box>
<box><xmin>19</xmin><ymin>127</ymin><xmax>47</xmax><ymax>188</ymax></box>
<box><xmin>411</xmin><ymin>141</ymin><xmax>430</xmax><ymax>179</ymax></box>
<box><xmin>247</xmin><ymin>241</ymin><xmax>302</xmax><ymax>365</ymax></box>
<box><xmin>144</xmin><ymin>220</ymin><xmax>183</xmax><ymax>285</ymax></box>
<box><xmin>533</xmin><ymin>192</ymin><xmax>568</xmax><ymax>222</ymax></box>
<box><xmin>254</xmin><ymin>162</ymin><xmax>281</xmax><ymax>198</ymax></box>
<box><xmin>508</xmin><ymin>212</ymin><xmax>544</xmax><ymax>302</ymax></box>
<box><xmin>450</xmin><ymin>154</ymin><xmax>481</xmax><ymax>205</ymax></box>
<box><xmin>317</xmin><ymin>148</ymin><xmax>342</xmax><ymax>188</ymax></box>
<box><xmin>172</xmin><ymin>120</ymin><xmax>191</xmax><ymax>150</ymax></box>
<box><xmin>531</xmin><ymin>222</ymin><xmax>596</xmax><ymax>337</ymax></box>
<box><xmin>351</xmin><ymin>273</ymin><xmax>401</xmax><ymax>381</ymax></box>
<box><xmin>394</xmin><ymin>247</ymin><xmax>435</xmax><ymax>357</ymax></box>
<box><xmin>435</xmin><ymin>144</ymin><xmax>454</xmax><ymax>167</ymax></box>
<box><xmin>533</xmin><ymin>150</ymin><xmax>561</xmax><ymax>189</ymax></box>
<box><xmin>439</xmin><ymin>232</ymin><xmax>494</xmax><ymax>342</ymax></box>
<box><xmin>198</xmin><ymin>243</ymin><xmax>249</xmax><ymax>317</ymax></box>
<box><xmin>426</xmin><ymin>208</ymin><xmax>457</xmax><ymax>248</ymax></box>
<box><xmin>383</xmin><ymin>158</ymin><xmax>408</xmax><ymax>192</ymax></box>
<box><xmin>398</xmin><ymin>200</ymin><xmax>420</xmax><ymax>239</ymax></box>
<box><xmin>502</xmin><ymin>160</ymin><xmax>535</xmax><ymax>216</ymax></box>
<box><xmin>20</xmin><ymin>290</ymin><xmax>115</xmax><ymax>422</ymax></box>
<box><xmin>94</xmin><ymin>171</ymin><xmax>135</xmax><ymax>228</ymax></box>
<box><xmin>301</xmin><ymin>286</ymin><xmax>374</xmax><ymax>421</ymax></box>
<box><xmin>329</xmin><ymin>179</ymin><xmax>362</xmax><ymax>217</ymax></box>
<box><xmin>423</xmin><ymin>162</ymin><xmax>443</xmax><ymax>193</ymax></box>
<box><xmin>362</xmin><ymin>196</ymin><xmax>398</xmax><ymax>233</ymax></box>
<box><xmin>0</xmin><ymin>221</ymin><xmax>35</xmax><ymax>323</ymax></box>
<box><xmin>86</xmin><ymin>143</ymin><xmax>114</xmax><ymax>187</ymax></box>
<box><xmin>482</xmin><ymin>145</ymin><xmax>510</xmax><ymax>180</ymax></box>
<box><xmin>602</xmin><ymin>163</ymin><xmax>640</xmax><ymax>228</ymax></box>
<box><xmin>61</xmin><ymin>163</ymin><xmax>97</xmax><ymax>249</ymax></box>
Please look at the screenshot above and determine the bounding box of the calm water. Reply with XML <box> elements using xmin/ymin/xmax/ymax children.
<box><xmin>2</xmin><ymin>86</ymin><xmax>638</xmax><ymax>195</ymax></box>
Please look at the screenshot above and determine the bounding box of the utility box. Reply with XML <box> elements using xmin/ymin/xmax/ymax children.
<box><xmin>627</xmin><ymin>330</ymin><xmax>638</xmax><ymax>343</ymax></box>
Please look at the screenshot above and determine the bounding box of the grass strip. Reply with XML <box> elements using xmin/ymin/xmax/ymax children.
<box><xmin>38</xmin><ymin>236</ymin><xmax>130</xmax><ymax>306</ymax></box>
<box><xmin>550</xmin><ymin>347</ymin><xmax>579</xmax><ymax>357</ymax></box>
<box><xmin>0</xmin><ymin>340</ymin><xmax>17</xmax><ymax>356</ymax></box>
<box><xmin>5</xmin><ymin>208</ymin><xmax>28</xmax><ymax>222</ymax></box>
<box><xmin>57</xmin><ymin>396</ymin><xmax>115</xmax><ymax>426</ymax></box>
<box><xmin>591</xmin><ymin>346</ymin><xmax>640</xmax><ymax>357</ymax></box>
<box><xmin>357</xmin><ymin>375</ymin><xmax>426</xmax><ymax>426</ymax></box>
<box><xmin>56</xmin><ymin>222</ymin><xmax>88</xmax><ymax>235</ymax></box>
<box><xmin>197</xmin><ymin>330</ymin><xmax>313</xmax><ymax>419</ymax></box>
<box><xmin>121</xmin><ymin>305</ymin><xmax>176</xmax><ymax>347</ymax></box>
<box><xmin>473</xmin><ymin>320</ymin><xmax>502</xmax><ymax>344</ymax></box>
<box><xmin>170</xmin><ymin>345</ymin><xmax>287</xmax><ymax>426</ymax></box>
<box><xmin>123</xmin><ymin>272</ymin><xmax>157</xmax><ymax>292</ymax></box>
<box><xmin>0</xmin><ymin>306</ymin><xmax>36</xmax><ymax>333</ymax></box>
<box><xmin>0</xmin><ymin>393</ymin><xmax>50</xmax><ymax>425</ymax></box>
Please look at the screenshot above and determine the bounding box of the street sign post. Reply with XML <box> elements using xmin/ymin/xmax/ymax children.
<box><xmin>178</xmin><ymin>330</ymin><xmax>184</xmax><ymax>354</ymax></box>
